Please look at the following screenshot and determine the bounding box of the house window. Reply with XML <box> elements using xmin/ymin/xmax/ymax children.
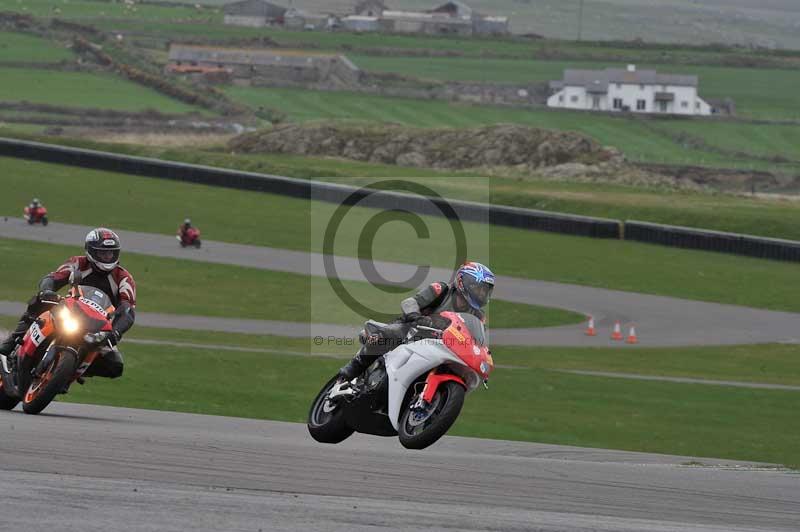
<box><xmin>659</xmin><ymin>101</ymin><xmax>668</xmax><ymax>112</ymax></box>
<box><xmin>640</xmin><ymin>84</ymin><xmax>645</xmax><ymax>90</ymax></box>
<box><xmin>616</xmin><ymin>83</ymin><xmax>621</xmax><ymax>89</ymax></box>
<box><xmin>695</xmin><ymin>102</ymin><xmax>701</xmax><ymax>109</ymax></box>
<box><xmin>681</xmin><ymin>101</ymin><xmax>689</xmax><ymax>108</ymax></box>
<box><xmin>613</xmin><ymin>98</ymin><xmax>623</xmax><ymax>109</ymax></box>
<box><xmin>571</xmin><ymin>95</ymin><xmax>579</xmax><ymax>103</ymax></box>
<box><xmin>637</xmin><ymin>99</ymin><xmax>646</xmax><ymax>111</ymax></box>
<box><xmin>592</xmin><ymin>96</ymin><xmax>600</xmax><ymax>109</ymax></box>
<box><xmin>558</xmin><ymin>95</ymin><xmax>564</xmax><ymax>103</ymax></box>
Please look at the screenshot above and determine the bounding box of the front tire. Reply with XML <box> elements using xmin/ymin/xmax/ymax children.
<box><xmin>22</xmin><ymin>350</ymin><xmax>77</xmax><ymax>415</ymax></box>
<box><xmin>398</xmin><ymin>381</ymin><xmax>465</xmax><ymax>450</ymax></box>
<box><xmin>307</xmin><ymin>376</ymin><xmax>354</xmax><ymax>444</ymax></box>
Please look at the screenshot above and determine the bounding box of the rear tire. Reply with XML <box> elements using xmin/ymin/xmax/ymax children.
<box><xmin>398</xmin><ymin>381</ymin><xmax>465</xmax><ymax>450</ymax></box>
<box><xmin>22</xmin><ymin>351</ymin><xmax>77</xmax><ymax>415</ymax></box>
<box><xmin>307</xmin><ymin>376</ymin><xmax>354</xmax><ymax>444</ymax></box>
<box><xmin>0</xmin><ymin>377</ymin><xmax>19</xmax><ymax>410</ymax></box>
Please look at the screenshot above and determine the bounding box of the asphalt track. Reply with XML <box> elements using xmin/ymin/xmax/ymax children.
<box><xmin>2</xmin><ymin>218</ymin><xmax>800</xmax><ymax>347</ymax></box>
<box><xmin>1</xmin><ymin>403</ymin><xmax>798</xmax><ymax>532</ymax></box>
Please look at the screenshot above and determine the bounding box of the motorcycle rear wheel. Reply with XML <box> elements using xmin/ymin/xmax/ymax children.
<box><xmin>398</xmin><ymin>381</ymin><xmax>465</xmax><ymax>450</ymax></box>
<box><xmin>22</xmin><ymin>350</ymin><xmax>77</xmax><ymax>415</ymax></box>
<box><xmin>307</xmin><ymin>376</ymin><xmax>354</xmax><ymax>444</ymax></box>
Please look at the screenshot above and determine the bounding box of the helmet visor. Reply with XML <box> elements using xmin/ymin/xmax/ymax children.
<box><xmin>462</xmin><ymin>276</ymin><xmax>494</xmax><ymax>308</ymax></box>
<box><xmin>90</xmin><ymin>247</ymin><xmax>120</xmax><ymax>265</ymax></box>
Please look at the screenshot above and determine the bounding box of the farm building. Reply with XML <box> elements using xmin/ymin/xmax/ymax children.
<box><xmin>166</xmin><ymin>45</ymin><xmax>362</xmax><ymax>88</ymax></box>
<box><xmin>354</xmin><ymin>0</ymin><xmax>386</xmax><ymax>17</ymax></box>
<box><xmin>284</xmin><ymin>8</ymin><xmax>333</xmax><ymax>30</ymax></box>
<box><xmin>223</xmin><ymin>0</ymin><xmax>286</xmax><ymax>27</ymax></box>
<box><xmin>349</xmin><ymin>1</ymin><xmax>509</xmax><ymax>36</ymax></box>
<box><xmin>547</xmin><ymin>65</ymin><xmax>712</xmax><ymax>116</ymax></box>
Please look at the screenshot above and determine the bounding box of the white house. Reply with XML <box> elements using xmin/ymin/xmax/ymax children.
<box><xmin>547</xmin><ymin>65</ymin><xmax>711</xmax><ymax>116</ymax></box>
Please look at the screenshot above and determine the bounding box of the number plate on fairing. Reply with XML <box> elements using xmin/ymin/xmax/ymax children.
<box><xmin>29</xmin><ymin>322</ymin><xmax>45</xmax><ymax>346</ymax></box>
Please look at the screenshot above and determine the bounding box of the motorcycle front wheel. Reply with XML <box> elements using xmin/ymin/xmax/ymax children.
<box><xmin>0</xmin><ymin>376</ymin><xmax>20</xmax><ymax>410</ymax></box>
<box><xmin>22</xmin><ymin>350</ymin><xmax>77</xmax><ymax>415</ymax></box>
<box><xmin>398</xmin><ymin>380</ymin><xmax>465</xmax><ymax>450</ymax></box>
<box><xmin>307</xmin><ymin>376</ymin><xmax>354</xmax><ymax>444</ymax></box>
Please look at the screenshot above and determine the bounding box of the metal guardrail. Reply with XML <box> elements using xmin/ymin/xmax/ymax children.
<box><xmin>2</xmin><ymin>137</ymin><xmax>799</xmax><ymax>261</ymax></box>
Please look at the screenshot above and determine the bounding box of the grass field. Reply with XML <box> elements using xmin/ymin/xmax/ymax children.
<box><xmin>6</xmin><ymin>139</ymin><xmax>798</xmax><ymax>242</ymax></box>
<box><xmin>0</xmin><ymin>0</ymin><xmax>217</xmax><ymax>22</ymax></box>
<box><xmin>2</xmin><ymin>160</ymin><xmax>800</xmax><ymax>313</ymax></box>
<box><xmin>0</xmin><ymin>237</ymin><xmax>573</xmax><ymax>329</ymax></box>
<box><xmin>0</xmin><ymin>30</ymin><xmax>73</xmax><ymax>63</ymax></box>
<box><xmin>224</xmin><ymin>87</ymin><xmax>800</xmax><ymax>171</ymax></box>
<box><xmin>42</xmin><ymin>326</ymin><xmax>800</xmax><ymax>466</ymax></box>
<box><xmin>0</xmin><ymin>67</ymin><xmax>202</xmax><ymax>114</ymax></box>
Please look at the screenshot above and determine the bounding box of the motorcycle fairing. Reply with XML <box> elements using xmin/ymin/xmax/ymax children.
<box><xmin>384</xmin><ymin>340</ymin><xmax>477</xmax><ymax>431</ymax></box>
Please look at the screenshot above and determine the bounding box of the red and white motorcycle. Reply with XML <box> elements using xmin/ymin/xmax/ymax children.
<box><xmin>308</xmin><ymin>311</ymin><xmax>494</xmax><ymax>450</ymax></box>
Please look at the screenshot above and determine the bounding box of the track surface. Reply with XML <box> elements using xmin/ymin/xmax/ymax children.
<box><xmin>1</xmin><ymin>403</ymin><xmax>798</xmax><ymax>532</ymax></box>
<box><xmin>3</xmin><ymin>219</ymin><xmax>800</xmax><ymax>347</ymax></box>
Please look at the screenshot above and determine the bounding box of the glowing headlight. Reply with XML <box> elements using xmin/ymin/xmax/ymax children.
<box><xmin>59</xmin><ymin>309</ymin><xmax>80</xmax><ymax>334</ymax></box>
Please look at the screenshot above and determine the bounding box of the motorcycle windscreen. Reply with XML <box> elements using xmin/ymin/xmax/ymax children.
<box><xmin>457</xmin><ymin>313</ymin><xmax>486</xmax><ymax>347</ymax></box>
<box><xmin>78</xmin><ymin>286</ymin><xmax>113</xmax><ymax>309</ymax></box>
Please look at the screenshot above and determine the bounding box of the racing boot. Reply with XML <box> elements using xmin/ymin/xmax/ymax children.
<box><xmin>337</xmin><ymin>346</ymin><xmax>379</xmax><ymax>381</ymax></box>
<box><xmin>0</xmin><ymin>314</ymin><xmax>34</xmax><ymax>359</ymax></box>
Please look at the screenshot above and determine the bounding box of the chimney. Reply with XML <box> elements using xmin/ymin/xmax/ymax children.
<box><xmin>627</xmin><ymin>64</ymin><xmax>636</xmax><ymax>72</ymax></box>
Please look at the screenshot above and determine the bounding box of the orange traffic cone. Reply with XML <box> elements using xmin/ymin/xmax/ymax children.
<box><xmin>626</xmin><ymin>325</ymin><xmax>639</xmax><ymax>344</ymax></box>
<box><xmin>611</xmin><ymin>321</ymin><xmax>623</xmax><ymax>341</ymax></box>
<box><xmin>584</xmin><ymin>316</ymin><xmax>597</xmax><ymax>336</ymax></box>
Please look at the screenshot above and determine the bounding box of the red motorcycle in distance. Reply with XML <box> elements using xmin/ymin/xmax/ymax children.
<box><xmin>23</xmin><ymin>205</ymin><xmax>48</xmax><ymax>226</ymax></box>
<box><xmin>177</xmin><ymin>227</ymin><xmax>201</xmax><ymax>249</ymax></box>
<box><xmin>0</xmin><ymin>270</ymin><xmax>119</xmax><ymax>414</ymax></box>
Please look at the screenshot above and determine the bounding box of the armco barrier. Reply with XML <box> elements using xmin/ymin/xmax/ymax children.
<box><xmin>0</xmin><ymin>137</ymin><xmax>621</xmax><ymax>239</ymax></box>
<box><xmin>625</xmin><ymin>221</ymin><xmax>800</xmax><ymax>262</ymax></box>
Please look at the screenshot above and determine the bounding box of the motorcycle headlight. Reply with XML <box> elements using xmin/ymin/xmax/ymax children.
<box><xmin>59</xmin><ymin>308</ymin><xmax>80</xmax><ymax>334</ymax></box>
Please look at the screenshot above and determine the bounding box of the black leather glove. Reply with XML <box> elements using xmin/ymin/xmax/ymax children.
<box><xmin>404</xmin><ymin>311</ymin><xmax>421</xmax><ymax>323</ymax></box>
<box><xmin>38</xmin><ymin>289</ymin><xmax>59</xmax><ymax>303</ymax></box>
<box><xmin>414</xmin><ymin>315</ymin><xmax>434</xmax><ymax>329</ymax></box>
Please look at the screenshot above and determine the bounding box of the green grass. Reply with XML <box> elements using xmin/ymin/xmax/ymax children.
<box><xmin>0</xmin><ymin>237</ymin><xmax>572</xmax><ymax>328</ymax></box>
<box><xmin>5</xmin><ymin>137</ymin><xmax>799</xmax><ymax>242</ymax></box>
<box><xmin>0</xmin><ymin>0</ymin><xmax>218</xmax><ymax>22</ymax></box>
<box><xmin>2</xmin><ymin>159</ymin><xmax>800</xmax><ymax>313</ymax></box>
<box><xmin>55</xmin><ymin>330</ymin><xmax>800</xmax><ymax>466</ymax></box>
<box><xmin>0</xmin><ymin>30</ymin><xmax>73</xmax><ymax>63</ymax></box>
<box><xmin>224</xmin><ymin>87</ymin><xmax>800</xmax><ymax>170</ymax></box>
<box><xmin>0</xmin><ymin>67</ymin><xmax>201</xmax><ymax>113</ymax></box>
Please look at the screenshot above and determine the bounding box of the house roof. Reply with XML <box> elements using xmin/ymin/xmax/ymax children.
<box><xmin>557</xmin><ymin>68</ymin><xmax>698</xmax><ymax>90</ymax></box>
<box><xmin>223</xmin><ymin>0</ymin><xmax>287</xmax><ymax>18</ymax></box>
<box><xmin>429</xmin><ymin>1</ymin><xmax>473</xmax><ymax>18</ymax></box>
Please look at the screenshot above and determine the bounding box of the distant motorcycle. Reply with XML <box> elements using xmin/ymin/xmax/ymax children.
<box><xmin>23</xmin><ymin>205</ymin><xmax>48</xmax><ymax>226</ymax></box>
<box><xmin>177</xmin><ymin>227</ymin><xmax>201</xmax><ymax>248</ymax></box>
<box><xmin>0</xmin><ymin>270</ymin><xmax>119</xmax><ymax>414</ymax></box>
<box><xmin>308</xmin><ymin>311</ymin><xmax>494</xmax><ymax>450</ymax></box>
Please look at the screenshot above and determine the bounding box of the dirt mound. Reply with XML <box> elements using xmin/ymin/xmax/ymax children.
<box><xmin>228</xmin><ymin>123</ymin><xmax>617</xmax><ymax>170</ymax></box>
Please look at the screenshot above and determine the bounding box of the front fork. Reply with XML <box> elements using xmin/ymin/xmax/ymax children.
<box><xmin>419</xmin><ymin>370</ymin><xmax>466</xmax><ymax>405</ymax></box>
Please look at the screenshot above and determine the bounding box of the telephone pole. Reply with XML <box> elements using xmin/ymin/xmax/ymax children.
<box><xmin>577</xmin><ymin>0</ymin><xmax>585</xmax><ymax>41</ymax></box>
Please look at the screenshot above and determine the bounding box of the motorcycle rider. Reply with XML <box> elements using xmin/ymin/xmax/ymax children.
<box><xmin>0</xmin><ymin>228</ymin><xmax>136</xmax><ymax>379</ymax></box>
<box><xmin>178</xmin><ymin>218</ymin><xmax>193</xmax><ymax>243</ymax></box>
<box><xmin>338</xmin><ymin>261</ymin><xmax>495</xmax><ymax>381</ymax></box>
<box><xmin>26</xmin><ymin>198</ymin><xmax>44</xmax><ymax>220</ymax></box>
